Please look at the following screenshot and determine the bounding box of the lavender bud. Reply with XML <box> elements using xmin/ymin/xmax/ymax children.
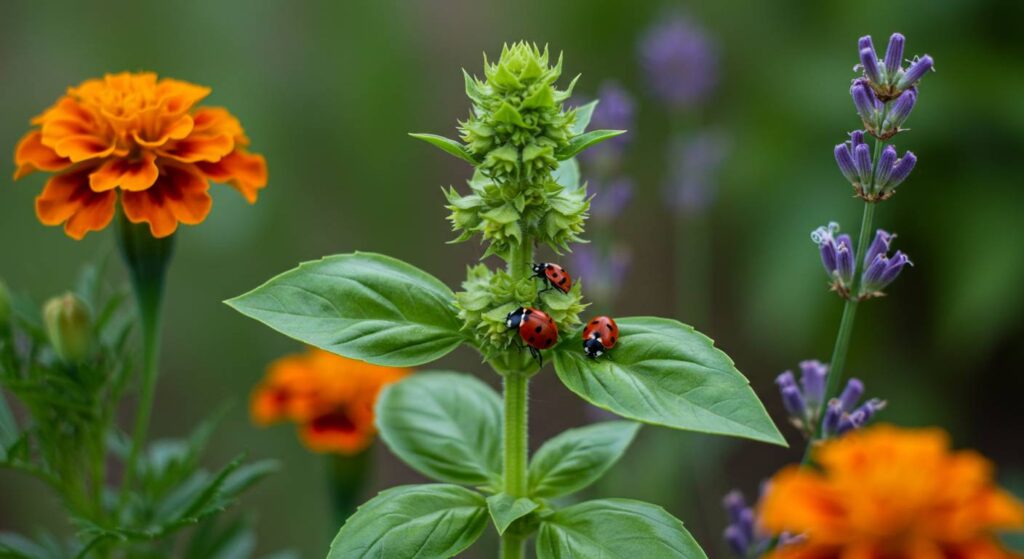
<box><xmin>724</xmin><ymin>525</ymin><xmax>750</xmax><ymax>556</ymax></box>
<box><xmin>836</xmin><ymin>234</ymin><xmax>855</xmax><ymax>285</ymax></box>
<box><xmin>850</xmin><ymin>130</ymin><xmax>866</xmax><ymax>149</ymax></box>
<box><xmin>855</xmin><ymin>398</ymin><xmax>888</xmax><ymax>423</ymax></box>
<box><xmin>853</xmin><ymin>143</ymin><xmax>873</xmax><ymax>186</ymax></box>
<box><xmin>822</xmin><ymin>399</ymin><xmax>843</xmax><ymax>436</ymax></box>
<box><xmin>864</xmin><ymin>229</ymin><xmax>894</xmax><ymax>268</ymax></box>
<box><xmin>837</xmin><ymin>409</ymin><xmax>867</xmax><ymax>435</ymax></box>
<box><xmin>858</xmin><ymin>35</ymin><xmax>875</xmax><ymax>53</ymax></box>
<box><xmin>780</xmin><ymin>385</ymin><xmax>806</xmax><ymax>419</ymax></box>
<box><xmin>859</xmin><ymin>47</ymin><xmax>882</xmax><ymax>84</ymax></box>
<box><xmin>722</xmin><ymin>490</ymin><xmax>747</xmax><ymax>523</ymax></box>
<box><xmin>811</xmin><ymin>223</ymin><xmax>842</xmax><ymax>279</ymax></box>
<box><xmin>883</xmin><ymin>151</ymin><xmax>917</xmax><ymax>190</ymax></box>
<box><xmin>834</xmin><ymin>143</ymin><xmax>858</xmax><ymax>184</ymax></box>
<box><xmin>861</xmin><ymin>254</ymin><xmax>890</xmax><ymax>292</ymax></box>
<box><xmin>838</xmin><ymin>378</ymin><xmax>864</xmax><ymax>412</ymax></box>
<box><xmin>884</xmin><ymin>33</ymin><xmax>905</xmax><ymax>77</ymax></box>
<box><xmin>851</xmin><ymin>80</ymin><xmax>879</xmax><ymax>127</ymax></box>
<box><xmin>873</xmin><ymin>147</ymin><xmax>898</xmax><ymax>193</ymax></box>
<box><xmin>883</xmin><ymin>88</ymin><xmax>917</xmax><ymax>131</ymax></box>
<box><xmin>897</xmin><ymin>55</ymin><xmax>934</xmax><ymax>89</ymax></box>
<box><xmin>799</xmin><ymin>360</ymin><xmax>828</xmax><ymax>411</ymax></box>
<box><xmin>877</xmin><ymin>251</ymin><xmax>913</xmax><ymax>289</ymax></box>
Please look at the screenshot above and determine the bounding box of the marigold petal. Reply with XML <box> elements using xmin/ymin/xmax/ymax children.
<box><xmin>121</xmin><ymin>164</ymin><xmax>211</xmax><ymax>237</ymax></box>
<box><xmin>13</xmin><ymin>131</ymin><xmax>71</xmax><ymax>179</ymax></box>
<box><xmin>54</xmin><ymin>134</ymin><xmax>117</xmax><ymax>163</ymax></box>
<box><xmin>197</xmin><ymin>150</ymin><xmax>268</xmax><ymax>203</ymax></box>
<box><xmin>299</xmin><ymin>410</ymin><xmax>374</xmax><ymax>455</ymax></box>
<box><xmin>35</xmin><ymin>166</ymin><xmax>115</xmax><ymax>239</ymax></box>
<box><xmin>88</xmin><ymin>152</ymin><xmax>159</xmax><ymax>192</ymax></box>
<box><xmin>133</xmin><ymin>113</ymin><xmax>195</xmax><ymax>148</ymax></box>
<box><xmin>158</xmin><ymin>133</ymin><xmax>234</xmax><ymax>163</ymax></box>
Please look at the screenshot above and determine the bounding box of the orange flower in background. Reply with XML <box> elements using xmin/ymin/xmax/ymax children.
<box><xmin>14</xmin><ymin>72</ymin><xmax>267</xmax><ymax>239</ymax></box>
<box><xmin>761</xmin><ymin>425</ymin><xmax>1024</xmax><ymax>559</ymax></box>
<box><xmin>251</xmin><ymin>349</ymin><xmax>410</xmax><ymax>455</ymax></box>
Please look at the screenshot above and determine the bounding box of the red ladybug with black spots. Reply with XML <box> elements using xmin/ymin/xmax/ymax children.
<box><xmin>582</xmin><ymin>316</ymin><xmax>619</xmax><ymax>358</ymax></box>
<box><xmin>533</xmin><ymin>262</ymin><xmax>573</xmax><ymax>294</ymax></box>
<box><xmin>506</xmin><ymin>306</ymin><xmax>559</xmax><ymax>365</ymax></box>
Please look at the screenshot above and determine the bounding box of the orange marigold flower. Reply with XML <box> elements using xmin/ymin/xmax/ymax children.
<box><xmin>761</xmin><ymin>424</ymin><xmax>1024</xmax><ymax>559</ymax></box>
<box><xmin>13</xmin><ymin>72</ymin><xmax>267</xmax><ymax>239</ymax></box>
<box><xmin>250</xmin><ymin>349</ymin><xmax>410</xmax><ymax>455</ymax></box>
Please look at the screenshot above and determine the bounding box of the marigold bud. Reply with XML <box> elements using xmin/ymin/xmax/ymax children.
<box><xmin>43</xmin><ymin>292</ymin><xmax>92</xmax><ymax>364</ymax></box>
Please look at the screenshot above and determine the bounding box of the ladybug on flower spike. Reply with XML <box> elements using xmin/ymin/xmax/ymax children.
<box><xmin>506</xmin><ymin>307</ymin><xmax>559</xmax><ymax>365</ymax></box>
<box><xmin>583</xmin><ymin>316</ymin><xmax>619</xmax><ymax>359</ymax></box>
<box><xmin>533</xmin><ymin>262</ymin><xmax>573</xmax><ymax>294</ymax></box>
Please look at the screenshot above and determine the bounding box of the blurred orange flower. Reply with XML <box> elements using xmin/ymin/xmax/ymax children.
<box><xmin>14</xmin><ymin>72</ymin><xmax>267</xmax><ymax>239</ymax></box>
<box><xmin>251</xmin><ymin>349</ymin><xmax>409</xmax><ymax>455</ymax></box>
<box><xmin>761</xmin><ymin>425</ymin><xmax>1024</xmax><ymax>559</ymax></box>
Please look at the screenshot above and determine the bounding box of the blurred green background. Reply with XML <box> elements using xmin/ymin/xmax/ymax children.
<box><xmin>2</xmin><ymin>0</ymin><xmax>1023</xmax><ymax>556</ymax></box>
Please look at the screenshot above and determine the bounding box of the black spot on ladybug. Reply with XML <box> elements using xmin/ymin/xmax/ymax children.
<box><xmin>610</xmin><ymin>336</ymin><xmax>616</xmax><ymax>344</ymax></box>
<box><xmin>534</xmin><ymin>326</ymin><xmax>542</xmax><ymax>333</ymax></box>
<box><xmin>592</xmin><ymin>320</ymin><xmax>599</xmax><ymax>325</ymax></box>
<box><xmin>559</xmin><ymin>277</ymin><xmax>567</xmax><ymax>284</ymax></box>
<box><xmin>607</xmin><ymin>324</ymin><xmax>613</xmax><ymax>332</ymax></box>
<box><xmin>545</xmin><ymin>339</ymin><xmax>553</xmax><ymax>347</ymax></box>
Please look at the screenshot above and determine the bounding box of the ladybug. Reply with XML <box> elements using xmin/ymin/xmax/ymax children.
<box><xmin>533</xmin><ymin>262</ymin><xmax>573</xmax><ymax>294</ymax></box>
<box><xmin>506</xmin><ymin>306</ymin><xmax>559</xmax><ymax>365</ymax></box>
<box><xmin>582</xmin><ymin>316</ymin><xmax>619</xmax><ymax>359</ymax></box>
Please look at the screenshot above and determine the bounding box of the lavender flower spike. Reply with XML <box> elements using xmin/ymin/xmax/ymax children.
<box><xmin>884</xmin><ymin>33</ymin><xmax>905</xmax><ymax>77</ymax></box>
<box><xmin>859</xmin><ymin>47</ymin><xmax>882</xmax><ymax>84</ymax></box>
<box><xmin>834</xmin><ymin>143</ymin><xmax>858</xmax><ymax>184</ymax></box>
<box><xmin>897</xmin><ymin>55</ymin><xmax>934</xmax><ymax>89</ymax></box>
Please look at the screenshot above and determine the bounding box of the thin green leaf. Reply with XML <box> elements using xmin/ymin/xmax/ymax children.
<box><xmin>555</xmin><ymin>129</ymin><xmax>626</xmax><ymax>160</ymax></box>
<box><xmin>553</xmin><ymin>317</ymin><xmax>786</xmax><ymax>446</ymax></box>
<box><xmin>377</xmin><ymin>372</ymin><xmax>502</xmax><ymax>486</ymax></box>
<box><xmin>486</xmin><ymin>493</ymin><xmax>538</xmax><ymax>535</ymax></box>
<box><xmin>328</xmin><ymin>484</ymin><xmax>487</xmax><ymax>559</ymax></box>
<box><xmin>408</xmin><ymin>133</ymin><xmax>479</xmax><ymax>165</ymax></box>
<box><xmin>571</xmin><ymin>100</ymin><xmax>598</xmax><ymax>135</ymax></box>
<box><xmin>536</xmin><ymin>499</ymin><xmax>707</xmax><ymax>559</ymax></box>
<box><xmin>528</xmin><ymin>421</ymin><xmax>640</xmax><ymax>498</ymax></box>
<box><xmin>226</xmin><ymin>252</ymin><xmax>464</xmax><ymax>367</ymax></box>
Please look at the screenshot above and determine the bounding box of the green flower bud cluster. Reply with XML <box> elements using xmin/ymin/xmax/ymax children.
<box><xmin>460</xmin><ymin>43</ymin><xmax>577</xmax><ymax>185</ymax></box>
<box><xmin>445</xmin><ymin>170</ymin><xmax>589</xmax><ymax>258</ymax></box>
<box><xmin>455</xmin><ymin>264</ymin><xmax>587</xmax><ymax>359</ymax></box>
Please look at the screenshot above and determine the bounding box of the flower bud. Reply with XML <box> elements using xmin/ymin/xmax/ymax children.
<box><xmin>884</xmin><ymin>33</ymin><xmax>905</xmax><ymax>78</ymax></box>
<box><xmin>882</xmin><ymin>151</ymin><xmax>917</xmax><ymax>192</ymax></box>
<box><xmin>863</xmin><ymin>229</ymin><xmax>894</xmax><ymax>268</ymax></box>
<box><xmin>43</xmin><ymin>293</ymin><xmax>92</xmax><ymax>364</ymax></box>
<box><xmin>838</xmin><ymin>378</ymin><xmax>864</xmax><ymax>412</ymax></box>
<box><xmin>873</xmin><ymin>147</ymin><xmax>898</xmax><ymax>193</ymax></box>
<box><xmin>897</xmin><ymin>55</ymin><xmax>934</xmax><ymax>89</ymax></box>
<box><xmin>822</xmin><ymin>399</ymin><xmax>843</xmax><ymax>437</ymax></box>
<box><xmin>799</xmin><ymin>360</ymin><xmax>828</xmax><ymax>411</ymax></box>
<box><xmin>834</xmin><ymin>143</ymin><xmax>858</xmax><ymax>184</ymax></box>
<box><xmin>882</xmin><ymin>88</ymin><xmax>917</xmax><ymax>132</ymax></box>
<box><xmin>835</xmin><ymin>234</ymin><xmax>855</xmax><ymax>285</ymax></box>
<box><xmin>811</xmin><ymin>223</ymin><xmax>856</xmax><ymax>293</ymax></box>
<box><xmin>0</xmin><ymin>278</ymin><xmax>10</xmax><ymax>327</ymax></box>
<box><xmin>857</xmin><ymin>35</ymin><xmax>875</xmax><ymax>53</ymax></box>
<box><xmin>861</xmin><ymin>250</ymin><xmax>912</xmax><ymax>296</ymax></box>
<box><xmin>851</xmin><ymin>80</ymin><xmax>880</xmax><ymax>128</ymax></box>
<box><xmin>859</xmin><ymin>47</ymin><xmax>882</xmax><ymax>84</ymax></box>
<box><xmin>853</xmin><ymin>143</ymin><xmax>873</xmax><ymax>186</ymax></box>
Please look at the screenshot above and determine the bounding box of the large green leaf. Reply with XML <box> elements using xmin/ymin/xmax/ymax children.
<box><xmin>376</xmin><ymin>372</ymin><xmax>502</xmax><ymax>486</ymax></box>
<box><xmin>486</xmin><ymin>493</ymin><xmax>538</xmax><ymax>535</ymax></box>
<box><xmin>552</xmin><ymin>158</ymin><xmax>581</xmax><ymax>192</ymax></box>
<box><xmin>328</xmin><ymin>484</ymin><xmax>487</xmax><ymax>559</ymax></box>
<box><xmin>226</xmin><ymin>252</ymin><xmax>464</xmax><ymax>367</ymax></box>
<box><xmin>571</xmin><ymin>100</ymin><xmax>598</xmax><ymax>135</ymax></box>
<box><xmin>536</xmin><ymin>499</ymin><xmax>706</xmax><ymax>559</ymax></box>
<box><xmin>408</xmin><ymin>133</ymin><xmax>479</xmax><ymax>165</ymax></box>
<box><xmin>555</xmin><ymin>129</ymin><xmax>625</xmax><ymax>160</ymax></box>
<box><xmin>553</xmin><ymin>317</ymin><xmax>786</xmax><ymax>446</ymax></box>
<box><xmin>528</xmin><ymin>421</ymin><xmax>640</xmax><ymax>498</ymax></box>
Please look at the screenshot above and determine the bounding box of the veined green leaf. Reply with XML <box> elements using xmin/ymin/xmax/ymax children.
<box><xmin>555</xmin><ymin>129</ymin><xmax>626</xmax><ymax>160</ymax></box>
<box><xmin>552</xmin><ymin>158</ymin><xmax>581</xmax><ymax>191</ymax></box>
<box><xmin>408</xmin><ymin>133</ymin><xmax>479</xmax><ymax>165</ymax></box>
<box><xmin>226</xmin><ymin>252</ymin><xmax>464</xmax><ymax>367</ymax></box>
<box><xmin>486</xmin><ymin>493</ymin><xmax>538</xmax><ymax>535</ymax></box>
<box><xmin>553</xmin><ymin>317</ymin><xmax>786</xmax><ymax>446</ymax></box>
<box><xmin>328</xmin><ymin>484</ymin><xmax>487</xmax><ymax>559</ymax></box>
<box><xmin>536</xmin><ymin>499</ymin><xmax>706</xmax><ymax>559</ymax></box>
<box><xmin>529</xmin><ymin>421</ymin><xmax>640</xmax><ymax>498</ymax></box>
<box><xmin>571</xmin><ymin>100</ymin><xmax>598</xmax><ymax>135</ymax></box>
<box><xmin>376</xmin><ymin>372</ymin><xmax>502</xmax><ymax>486</ymax></box>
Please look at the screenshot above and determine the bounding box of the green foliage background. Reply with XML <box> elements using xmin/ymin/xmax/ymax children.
<box><xmin>1</xmin><ymin>0</ymin><xmax>1022</xmax><ymax>556</ymax></box>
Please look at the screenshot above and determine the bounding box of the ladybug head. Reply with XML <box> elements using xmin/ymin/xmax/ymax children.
<box><xmin>505</xmin><ymin>307</ymin><xmax>527</xmax><ymax>329</ymax></box>
<box><xmin>532</xmin><ymin>263</ymin><xmax>546</xmax><ymax>276</ymax></box>
<box><xmin>583</xmin><ymin>336</ymin><xmax>605</xmax><ymax>358</ymax></box>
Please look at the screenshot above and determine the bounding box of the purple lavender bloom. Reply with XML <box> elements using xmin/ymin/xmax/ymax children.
<box><xmin>589</xmin><ymin>177</ymin><xmax>634</xmax><ymax>222</ymax></box>
<box><xmin>834</xmin><ymin>143</ymin><xmax>858</xmax><ymax>184</ymax></box>
<box><xmin>861</xmin><ymin>250</ymin><xmax>913</xmax><ymax>295</ymax></box>
<box><xmin>822</xmin><ymin>399</ymin><xmax>843</xmax><ymax>436</ymax></box>
<box><xmin>854</xmin><ymin>398</ymin><xmax>888</xmax><ymax>423</ymax></box>
<box><xmin>897</xmin><ymin>55</ymin><xmax>935</xmax><ymax>89</ymax></box>
<box><xmin>721</xmin><ymin>490</ymin><xmax>768</xmax><ymax>557</ymax></box>
<box><xmin>884</xmin><ymin>33</ymin><xmax>905</xmax><ymax>77</ymax></box>
<box><xmin>859</xmin><ymin>47</ymin><xmax>882</xmax><ymax>84</ymax></box>
<box><xmin>580</xmin><ymin>81</ymin><xmax>636</xmax><ymax>166</ymax></box>
<box><xmin>882</xmin><ymin>88</ymin><xmax>917</xmax><ymax>132</ymax></box>
<box><xmin>858</xmin><ymin>35</ymin><xmax>875</xmax><ymax>52</ymax></box>
<box><xmin>799</xmin><ymin>360</ymin><xmax>829</xmax><ymax>410</ymax></box>
<box><xmin>836</xmin><ymin>409</ymin><xmax>867</xmax><ymax>435</ymax></box>
<box><xmin>639</xmin><ymin>14</ymin><xmax>718</xmax><ymax>109</ymax></box>
<box><xmin>838</xmin><ymin>378</ymin><xmax>865</xmax><ymax>412</ymax></box>
<box><xmin>881</xmin><ymin>151</ymin><xmax>917</xmax><ymax>192</ymax></box>
<box><xmin>863</xmin><ymin>229</ymin><xmax>895</xmax><ymax>267</ymax></box>
<box><xmin>811</xmin><ymin>223</ymin><xmax>855</xmax><ymax>290</ymax></box>
<box><xmin>776</xmin><ymin>373</ymin><xmax>806</xmax><ymax>419</ymax></box>
<box><xmin>853</xmin><ymin>143</ymin><xmax>873</xmax><ymax>186</ymax></box>
<box><xmin>851</xmin><ymin>79</ymin><xmax>881</xmax><ymax>128</ymax></box>
<box><xmin>873</xmin><ymin>147</ymin><xmax>898</xmax><ymax>192</ymax></box>
<box><xmin>663</xmin><ymin>128</ymin><xmax>729</xmax><ymax>214</ymax></box>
